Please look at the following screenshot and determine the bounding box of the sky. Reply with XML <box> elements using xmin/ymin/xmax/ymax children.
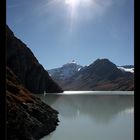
<box><xmin>7</xmin><ymin>0</ymin><xmax>134</xmax><ymax>69</ymax></box>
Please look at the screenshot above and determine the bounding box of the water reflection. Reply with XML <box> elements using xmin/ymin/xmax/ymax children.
<box><xmin>38</xmin><ymin>94</ymin><xmax>134</xmax><ymax>124</ymax></box>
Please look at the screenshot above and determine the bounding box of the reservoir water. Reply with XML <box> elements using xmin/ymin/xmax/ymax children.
<box><xmin>38</xmin><ymin>91</ymin><xmax>134</xmax><ymax>140</ymax></box>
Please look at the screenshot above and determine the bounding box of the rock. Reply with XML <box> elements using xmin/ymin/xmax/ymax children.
<box><xmin>6</xmin><ymin>25</ymin><xmax>63</xmax><ymax>94</ymax></box>
<box><xmin>6</xmin><ymin>66</ymin><xmax>59</xmax><ymax>140</ymax></box>
<box><xmin>6</xmin><ymin>25</ymin><xmax>62</xmax><ymax>139</ymax></box>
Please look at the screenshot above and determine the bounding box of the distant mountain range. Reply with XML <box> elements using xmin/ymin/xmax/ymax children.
<box><xmin>48</xmin><ymin>59</ymin><xmax>134</xmax><ymax>91</ymax></box>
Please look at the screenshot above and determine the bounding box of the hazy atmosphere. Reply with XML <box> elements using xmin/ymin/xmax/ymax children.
<box><xmin>7</xmin><ymin>0</ymin><xmax>134</xmax><ymax>69</ymax></box>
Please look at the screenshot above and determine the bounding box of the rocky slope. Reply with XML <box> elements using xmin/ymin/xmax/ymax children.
<box><xmin>6</xmin><ymin>66</ymin><xmax>59</xmax><ymax>140</ymax></box>
<box><xmin>6</xmin><ymin>25</ymin><xmax>64</xmax><ymax>140</ymax></box>
<box><xmin>49</xmin><ymin>59</ymin><xmax>134</xmax><ymax>91</ymax></box>
<box><xmin>6</xmin><ymin>25</ymin><xmax>63</xmax><ymax>94</ymax></box>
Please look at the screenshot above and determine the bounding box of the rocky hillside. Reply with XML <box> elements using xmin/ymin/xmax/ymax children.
<box><xmin>49</xmin><ymin>59</ymin><xmax>134</xmax><ymax>91</ymax></box>
<box><xmin>6</xmin><ymin>25</ymin><xmax>64</xmax><ymax>140</ymax></box>
<box><xmin>6</xmin><ymin>25</ymin><xmax>63</xmax><ymax>94</ymax></box>
<box><xmin>6</xmin><ymin>66</ymin><xmax>59</xmax><ymax>140</ymax></box>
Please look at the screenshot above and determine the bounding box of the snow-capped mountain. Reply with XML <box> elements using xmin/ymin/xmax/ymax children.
<box><xmin>48</xmin><ymin>60</ymin><xmax>83</xmax><ymax>80</ymax></box>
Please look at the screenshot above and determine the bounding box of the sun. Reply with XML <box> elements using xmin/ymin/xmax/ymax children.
<box><xmin>64</xmin><ymin>0</ymin><xmax>93</xmax><ymax>28</ymax></box>
<box><xmin>65</xmin><ymin>0</ymin><xmax>93</xmax><ymax>8</ymax></box>
<box><xmin>65</xmin><ymin>0</ymin><xmax>80</xmax><ymax>8</ymax></box>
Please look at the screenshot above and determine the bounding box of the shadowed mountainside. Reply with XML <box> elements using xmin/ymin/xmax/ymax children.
<box><xmin>6</xmin><ymin>25</ymin><xmax>64</xmax><ymax>140</ymax></box>
<box><xmin>6</xmin><ymin>25</ymin><xmax>63</xmax><ymax>94</ymax></box>
<box><xmin>6</xmin><ymin>66</ymin><xmax>59</xmax><ymax>140</ymax></box>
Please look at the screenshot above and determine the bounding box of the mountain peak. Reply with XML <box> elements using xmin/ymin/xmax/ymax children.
<box><xmin>48</xmin><ymin>61</ymin><xmax>83</xmax><ymax>80</ymax></box>
<box><xmin>93</xmin><ymin>58</ymin><xmax>112</xmax><ymax>64</ymax></box>
<box><xmin>71</xmin><ymin>60</ymin><xmax>76</xmax><ymax>64</ymax></box>
<box><xmin>89</xmin><ymin>58</ymin><xmax>117</xmax><ymax>69</ymax></box>
<box><xmin>62</xmin><ymin>60</ymin><xmax>82</xmax><ymax>67</ymax></box>
<box><xmin>66</xmin><ymin>60</ymin><xmax>77</xmax><ymax>65</ymax></box>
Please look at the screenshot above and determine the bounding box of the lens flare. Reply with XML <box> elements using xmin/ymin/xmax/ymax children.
<box><xmin>65</xmin><ymin>0</ymin><xmax>79</xmax><ymax>8</ymax></box>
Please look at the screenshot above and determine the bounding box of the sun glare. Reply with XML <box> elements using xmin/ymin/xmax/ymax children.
<box><xmin>64</xmin><ymin>0</ymin><xmax>95</xmax><ymax>30</ymax></box>
<box><xmin>65</xmin><ymin>0</ymin><xmax>93</xmax><ymax>9</ymax></box>
<box><xmin>65</xmin><ymin>0</ymin><xmax>93</xmax><ymax>6</ymax></box>
<box><xmin>65</xmin><ymin>0</ymin><xmax>79</xmax><ymax>8</ymax></box>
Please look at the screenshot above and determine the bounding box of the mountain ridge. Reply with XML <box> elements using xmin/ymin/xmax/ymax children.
<box><xmin>48</xmin><ymin>59</ymin><xmax>134</xmax><ymax>91</ymax></box>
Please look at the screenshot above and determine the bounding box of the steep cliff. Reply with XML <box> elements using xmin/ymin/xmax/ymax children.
<box><xmin>6</xmin><ymin>25</ymin><xmax>63</xmax><ymax>94</ymax></box>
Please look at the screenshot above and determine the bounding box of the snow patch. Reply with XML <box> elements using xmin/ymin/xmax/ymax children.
<box><xmin>78</xmin><ymin>68</ymin><xmax>81</xmax><ymax>71</ymax></box>
<box><xmin>118</xmin><ymin>67</ymin><xmax>134</xmax><ymax>73</ymax></box>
